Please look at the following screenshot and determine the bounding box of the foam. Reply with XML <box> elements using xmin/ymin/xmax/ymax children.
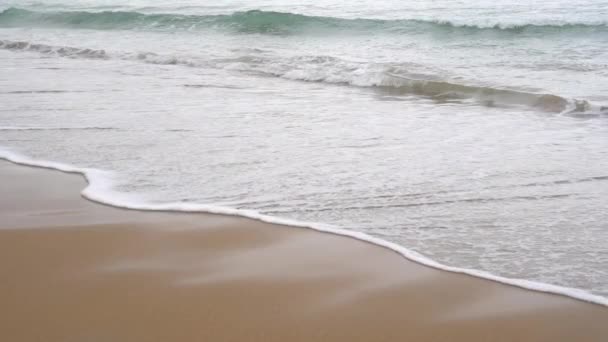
<box><xmin>3</xmin><ymin>39</ymin><xmax>607</xmax><ymax>115</ymax></box>
<box><xmin>0</xmin><ymin>126</ymin><xmax>119</xmax><ymax>131</ymax></box>
<box><xmin>1</xmin><ymin>147</ymin><xmax>607</xmax><ymax>307</ymax></box>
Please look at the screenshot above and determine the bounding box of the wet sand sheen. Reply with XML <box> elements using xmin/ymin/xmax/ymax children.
<box><xmin>0</xmin><ymin>161</ymin><xmax>606</xmax><ymax>341</ymax></box>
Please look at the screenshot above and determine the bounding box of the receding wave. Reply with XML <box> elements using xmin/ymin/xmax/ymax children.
<box><xmin>1</xmin><ymin>148</ymin><xmax>607</xmax><ymax>307</ymax></box>
<box><xmin>1</xmin><ymin>39</ymin><xmax>606</xmax><ymax>115</ymax></box>
<box><xmin>0</xmin><ymin>7</ymin><xmax>606</xmax><ymax>35</ymax></box>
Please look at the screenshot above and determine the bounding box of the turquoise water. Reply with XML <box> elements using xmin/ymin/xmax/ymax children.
<box><xmin>2</xmin><ymin>7</ymin><xmax>607</xmax><ymax>34</ymax></box>
<box><xmin>1</xmin><ymin>0</ymin><xmax>607</xmax><ymax>298</ymax></box>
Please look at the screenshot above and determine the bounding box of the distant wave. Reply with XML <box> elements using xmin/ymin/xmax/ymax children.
<box><xmin>1</xmin><ymin>7</ymin><xmax>606</xmax><ymax>35</ymax></box>
<box><xmin>2</xmin><ymin>39</ymin><xmax>607</xmax><ymax>115</ymax></box>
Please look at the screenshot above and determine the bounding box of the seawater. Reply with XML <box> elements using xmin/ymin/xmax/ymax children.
<box><xmin>1</xmin><ymin>0</ymin><xmax>607</xmax><ymax>301</ymax></box>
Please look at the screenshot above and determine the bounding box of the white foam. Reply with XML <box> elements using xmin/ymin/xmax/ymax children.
<box><xmin>0</xmin><ymin>126</ymin><xmax>119</xmax><ymax>131</ymax></box>
<box><xmin>1</xmin><ymin>147</ymin><xmax>607</xmax><ymax>307</ymax></box>
<box><xmin>2</xmin><ymin>39</ymin><xmax>607</xmax><ymax>114</ymax></box>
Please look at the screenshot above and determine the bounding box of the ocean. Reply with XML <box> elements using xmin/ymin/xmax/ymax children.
<box><xmin>1</xmin><ymin>0</ymin><xmax>607</xmax><ymax>303</ymax></box>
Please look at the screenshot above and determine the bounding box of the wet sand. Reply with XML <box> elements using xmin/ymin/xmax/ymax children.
<box><xmin>0</xmin><ymin>161</ymin><xmax>607</xmax><ymax>341</ymax></box>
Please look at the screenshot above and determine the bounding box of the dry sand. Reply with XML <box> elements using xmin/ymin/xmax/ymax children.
<box><xmin>1</xmin><ymin>161</ymin><xmax>607</xmax><ymax>341</ymax></box>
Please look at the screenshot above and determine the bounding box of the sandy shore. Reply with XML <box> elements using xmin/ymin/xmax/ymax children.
<box><xmin>0</xmin><ymin>161</ymin><xmax>606</xmax><ymax>341</ymax></box>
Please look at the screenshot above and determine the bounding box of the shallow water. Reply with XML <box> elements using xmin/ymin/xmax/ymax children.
<box><xmin>1</xmin><ymin>0</ymin><xmax>607</xmax><ymax>298</ymax></box>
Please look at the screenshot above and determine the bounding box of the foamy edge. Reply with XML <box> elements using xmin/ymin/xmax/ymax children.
<box><xmin>1</xmin><ymin>147</ymin><xmax>606</xmax><ymax>307</ymax></box>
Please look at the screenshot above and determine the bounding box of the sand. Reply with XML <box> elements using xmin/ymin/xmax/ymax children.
<box><xmin>0</xmin><ymin>160</ymin><xmax>607</xmax><ymax>341</ymax></box>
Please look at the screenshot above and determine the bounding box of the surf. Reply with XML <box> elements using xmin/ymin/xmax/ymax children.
<box><xmin>1</xmin><ymin>147</ymin><xmax>607</xmax><ymax>307</ymax></box>
<box><xmin>1</xmin><ymin>7</ymin><xmax>607</xmax><ymax>35</ymax></box>
<box><xmin>2</xmin><ymin>38</ymin><xmax>606</xmax><ymax>116</ymax></box>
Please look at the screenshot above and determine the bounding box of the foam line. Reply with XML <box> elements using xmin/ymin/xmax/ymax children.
<box><xmin>3</xmin><ymin>39</ymin><xmax>607</xmax><ymax>115</ymax></box>
<box><xmin>1</xmin><ymin>147</ymin><xmax>607</xmax><ymax>307</ymax></box>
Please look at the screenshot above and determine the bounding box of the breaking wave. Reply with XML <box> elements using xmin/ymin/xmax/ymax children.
<box><xmin>1</xmin><ymin>7</ymin><xmax>606</xmax><ymax>35</ymax></box>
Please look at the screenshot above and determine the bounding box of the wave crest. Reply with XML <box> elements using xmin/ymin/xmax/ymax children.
<box><xmin>1</xmin><ymin>7</ymin><xmax>606</xmax><ymax>35</ymax></box>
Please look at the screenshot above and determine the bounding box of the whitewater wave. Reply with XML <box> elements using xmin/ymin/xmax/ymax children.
<box><xmin>1</xmin><ymin>7</ymin><xmax>606</xmax><ymax>35</ymax></box>
<box><xmin>0</xmin><ymin>147</ymin><xmax>607</xmax><ymax>307</ymax></box>
<box><xmin>1</xmin><ymin>39</ymin><xmax>606</xmax><ymax>115</ymax></box>
<box><xmin>0</xmin><ymin>40</ymin><xmax>108</xmax><ymax>58</ymax></box>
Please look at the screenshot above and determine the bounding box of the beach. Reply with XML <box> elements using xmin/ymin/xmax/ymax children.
<box><xmin>1</xmin><ymin>160</ymin><xmax>606</xmax><ymax>341</ymax></box>
<box><xmin>3</xmin><ymin>0</ymin><xmax>608</xmax><ymax>298</ymax></box>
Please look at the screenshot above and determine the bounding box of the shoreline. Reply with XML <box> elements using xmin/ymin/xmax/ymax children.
<box><xmin>1</xmin><ymin>149</ymin><xmax>607</xmax><ymax>307</ymax></box>
<box><xmin>1</xmin><ymin>158</ymin><xmax>608</xmax><ymax>340</ymax></box>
